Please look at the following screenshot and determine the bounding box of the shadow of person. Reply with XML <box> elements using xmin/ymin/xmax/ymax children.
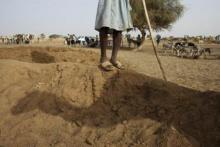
<box><xmin>31</xmin><ymin>51</ymin><xmax>55</xmax><ymax>63</ymax></box>
<box><xmin>11</xmin><ymin>71</ymin><xmax>220</xmax><ymax>146</ymax></box>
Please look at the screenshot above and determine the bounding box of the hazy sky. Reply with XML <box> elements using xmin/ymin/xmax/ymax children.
<box><xmin>0</xmin><ymin>0</ymin><xmax>219</xmax><ymax>37</ymax></box>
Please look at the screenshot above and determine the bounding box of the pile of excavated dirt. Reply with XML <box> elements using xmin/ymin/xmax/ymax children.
<box><xmin>0</xmin><ymin>47</ymin><xmax>220</xmax><ymax>147</ymax></box>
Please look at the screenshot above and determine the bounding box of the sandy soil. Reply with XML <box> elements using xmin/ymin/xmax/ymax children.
<box><xmin>0</xmin><ymin>45</ymin><xmax>220</xmax><ymax>147</ymax></box>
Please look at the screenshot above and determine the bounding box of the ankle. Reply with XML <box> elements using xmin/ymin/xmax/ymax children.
<box><xmin>100</xmin><ymin>57</ymin><xmax>108</xmax><ymax>63</ymax></box>
<box><xmin>110</xmin><ymin>58</ymin><xmax>117</xmax><ymax>64</ymax></box>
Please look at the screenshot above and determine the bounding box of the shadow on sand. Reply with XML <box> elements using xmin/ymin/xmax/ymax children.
<box><xmin>11</xmin><ymin>71</ymin><xmax>220</xmax><ymax>146</ymax></box>
<box><xmin>31</xmin><ymin>51</ymin><xmax>55</xmax><ymax>63</ymax></box>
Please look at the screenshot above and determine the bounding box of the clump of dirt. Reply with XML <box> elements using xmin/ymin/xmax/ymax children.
<box><xmin>0</xmin><ymin>47</ymin><xmax>220</xmax><ymax>147</ymax></box>
<box><xmin>31</xmin><ymin>51</ymin><xmax>56</xmax><ymax>63</ymax></box>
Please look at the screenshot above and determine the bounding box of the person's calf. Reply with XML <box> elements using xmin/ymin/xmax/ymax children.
<box><xmin>111</xmin><ymin>30</ymin><xmax>122</xmax><ymax>62</ymax></box>
<box><xmin>99</xmin><ymin>28</ymin><xmax>109</xmax><ymax>63</ymax></box>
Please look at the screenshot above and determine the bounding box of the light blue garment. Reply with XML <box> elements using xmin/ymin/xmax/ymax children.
<box><xmin>95</xmin><ymin>0</ymin><xmax>133</xmax><ymax>32</ymax></box>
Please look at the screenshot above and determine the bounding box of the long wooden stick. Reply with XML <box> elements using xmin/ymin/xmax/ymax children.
<box><xmin>142</xmin><ymin>0</ymin><xmax>167</xmax><ymax>81</ymax></box>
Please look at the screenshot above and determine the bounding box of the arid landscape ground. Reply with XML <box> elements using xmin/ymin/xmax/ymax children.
<box><xmin>0</xmin><ymin>40</ymin><xmax>220</xmax><ymax>147</ymax></box>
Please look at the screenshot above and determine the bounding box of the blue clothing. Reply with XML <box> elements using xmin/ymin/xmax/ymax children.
<box><xmin>95</xmin><ymin>0</ymin><xmax>133</xmax><ymax>32</ymax></box>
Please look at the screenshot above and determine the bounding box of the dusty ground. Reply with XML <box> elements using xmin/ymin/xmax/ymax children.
<box><xmin>0</xmin><ymin>44</ymin><xmax>220</xmax><ymax>147</ymax></box>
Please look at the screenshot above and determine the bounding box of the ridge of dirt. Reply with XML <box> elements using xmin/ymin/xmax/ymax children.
<box><xmin>0</xmin><ymin>47</ymin><xmax>220</xmax><ymax>147</ymax></box>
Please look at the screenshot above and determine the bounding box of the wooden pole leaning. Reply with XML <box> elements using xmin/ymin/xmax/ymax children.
<box><xmin>142</xmin><ymin>0</ymin><xmax>167</xmax><ymax>81</ymax></box>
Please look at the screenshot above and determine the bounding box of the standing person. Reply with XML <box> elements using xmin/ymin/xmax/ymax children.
<box><xmin>156</xmin><ymin>34</ymin><xmax>161</xmax><ymax>46</ymax></box>
<box><xmin>136</xmin><ymin>34</ymin><xmax>142</xmax><ymax>47</ymax></box>
<box><xmin>95</xmin><ymin>0</ymin><xmax>133</xmax><ymax>71</ymax></box>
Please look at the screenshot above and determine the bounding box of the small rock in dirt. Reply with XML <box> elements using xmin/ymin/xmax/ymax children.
<box><xmin>137</xmin><ymin>140</ymin><xmax>141</xmax><ymax>144</ymax></box>
<box><xmin>85</xmin><ymin>138</ymin><xmax>93</xmax><ymax>145</ymax></box>
<box><xmin>74</xmin><ymin>120</ymin><xmax>83</xmax><ymax>127</ymax></box>
<box><xmin>122</xmin><ymin>120</ymin><xmax>128</xmax><ymax>125</ymax></box>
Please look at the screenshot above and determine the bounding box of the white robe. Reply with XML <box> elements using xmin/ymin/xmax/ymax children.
<box><xmin>95</xmin><ymin>0</ymin><xmax>133</xmax><ymax>31</ymax></box>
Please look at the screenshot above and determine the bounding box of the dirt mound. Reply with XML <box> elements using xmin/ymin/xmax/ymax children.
<box><xmin>0</xmin><ymin>46</ymin><xmax>98</xmax><ymax>64</ymax></box>
<box><xmin>0</xmin><ymin>48</ymin><xmax>220</xmax><ymax>147</ymax></box>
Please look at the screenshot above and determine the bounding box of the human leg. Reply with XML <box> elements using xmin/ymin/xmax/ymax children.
<box><xmin>99</xmin><ymin>27</ymin><xmax>108</xmax><ymax>63</ymax></box>
<box><xmin>111</xmin><ymin>30</ymin><xmax>122</xmax><ymax>63</ymax></box>
<box><xmin>99</xmin><ymin>27</ymin><xmax>114</xmax><ymax>71</ymax></box>
<box><xmin>111</xmin><ymin>30</ymin><xmax>124</xmax><ymax>69</ymax></box>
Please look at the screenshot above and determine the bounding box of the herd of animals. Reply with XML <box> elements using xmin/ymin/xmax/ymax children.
<box><xmin>162</xmin><ymin>41</ymin><xmax>212</xmax><ymax>58</ymax></box>
<box><xmin>64</xmin><ymin>34</ymin><xmax>99</xmax><ymax>48</ymax></box>
<box><xmin>0</xmin><ymin>34</ymin><xmax>214</xmax><ymax>59</ymax></box>
<box><xmin>0</xmin><ymin>34</ymin><xmax>98</xmax><ymax>48</ymax></box>
<box><xmin>0</xmin><ymin>34</ymin><xmax>34</xmax><ymax>45</ymax></box>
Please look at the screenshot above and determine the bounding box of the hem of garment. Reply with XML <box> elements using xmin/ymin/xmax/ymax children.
<box><xmin>95</xmin><ymin>26</ymin><xmax>133</xmax><ymax>32</ymax></box>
